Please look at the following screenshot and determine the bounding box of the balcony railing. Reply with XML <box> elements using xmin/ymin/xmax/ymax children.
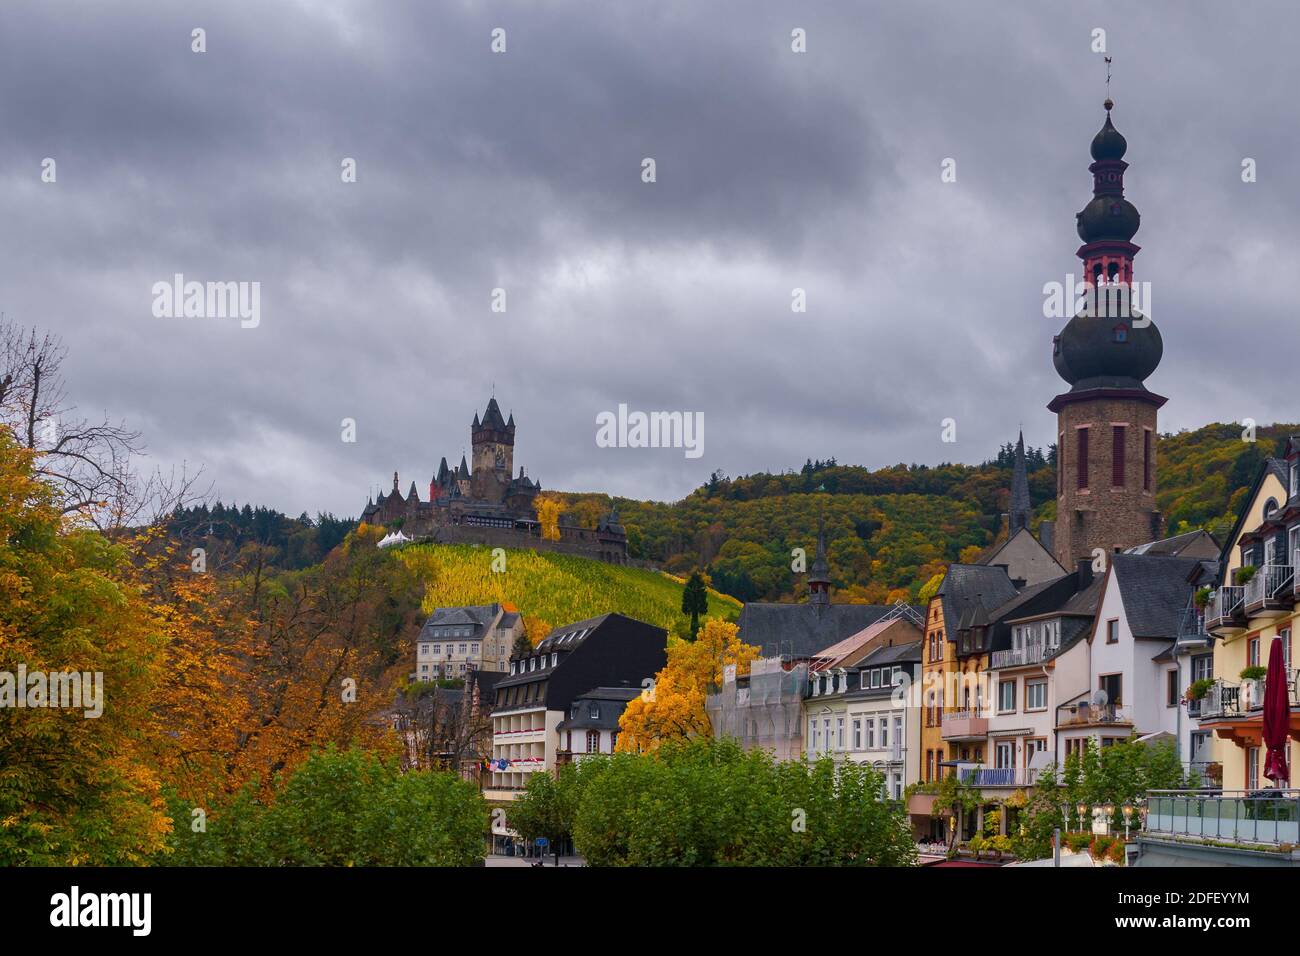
<box><xmin>1205</xmin><ymin>586</ymin><xmax>1246</xmax><ymax>632</ymax></box>
<box><xmin>1184</xmin><ymin>760</ymin><xmax>1223</xmax><ymax>789</ymax></box>
<box><xmin>1146</xmin><ymin>789</ymin><xmax>1300</xmax><ymax>846</ymax></box>
<box><xmin>1199</xmin><ymin>679</ymin><xmax>1240</xmax><ymax>719</ymax></box>
<box><xmin>1243</xmin><ymin>564</ymin><xmax>1294</xmax><ymax>616</ymax></box>
<box><xmin>958</xmin><ymin>766</ymin><xmax>1041</xmax><ymax>788</ymax></box>
<box><xmin>1176</xmin><ymin>603</ymin><xmax>1211</xmax><ymax>649</ymax></box>
<box><xmin>1059</xmin><ymin>703</ymin><xmax>1130</xmax><ymax>726</ymax></box>
<box><xmin>990</xmin><ymin>642</ymin><xmax>1060</xmax><ymax>669</ymax></box>
<box><xmin>1200</xmin><ymin>672</ymin><xmax>1300</xmax><ymax>717</ymax></box>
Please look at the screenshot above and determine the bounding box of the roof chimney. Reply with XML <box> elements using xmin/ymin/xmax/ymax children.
<box><xmin>1076</xmin><ymin>558</ymin><xmax>1094</xmax><ymax>590</ymax></box>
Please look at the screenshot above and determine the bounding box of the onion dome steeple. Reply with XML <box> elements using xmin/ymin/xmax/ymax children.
<box><xmin>1052</xmin><ymin>99</ymin><xmax>1163</xmax><ymax>396</ymax></box>
<box><xmin>1089</xmin><ymin>99</ymin><xmax>1128</xmax><ymax>160</ymax></box>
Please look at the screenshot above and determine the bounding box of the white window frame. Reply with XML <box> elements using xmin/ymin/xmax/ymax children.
<box><xmin>1026</xmin><ymin>679</ymin><xmax>1048</xmax><ymax>712</ymax></box>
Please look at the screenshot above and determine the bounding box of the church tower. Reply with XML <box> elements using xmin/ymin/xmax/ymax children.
<box><xmin>1050</xmin><ymin>99</ymin><xmax>1164</xmax><ymax>567</ymax></box>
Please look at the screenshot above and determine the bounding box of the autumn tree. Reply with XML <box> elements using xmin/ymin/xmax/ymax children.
<box><xmin>535</xmin><ymin>495</ymin><xmax>563</xmax><ymax>541</ymax></box>
<box><xmin>616</xmin><ymin>617</ymin><xmax>759</xmax><ymax>752</ymax></box>
<box><xmin>0</xmin><ymin>432</ymin><xmax>170</xmax><ymax>864</ymax></box>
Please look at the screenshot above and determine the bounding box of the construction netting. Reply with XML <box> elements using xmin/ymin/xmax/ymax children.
<box><xmin>705</xmin><ymin>657</ymin><xmax>809</xmax><ymax>761</ymax></box>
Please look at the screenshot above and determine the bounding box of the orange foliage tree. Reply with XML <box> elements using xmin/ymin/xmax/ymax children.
<box><xmin>535</xmin><ymin>495</ymin><xmax>563</xmax><ymax>541</ymax></box>
<box><xmin>616</xmin><ymin>617</ymin><xmax>759</xmax><ymax>752</ymax></box>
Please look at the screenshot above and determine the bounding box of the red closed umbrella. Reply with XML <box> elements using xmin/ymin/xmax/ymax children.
<box><xmin>1262</xmin><ymin>636</ymin><xmax>1290</xmax><ymax>786</ymax></box>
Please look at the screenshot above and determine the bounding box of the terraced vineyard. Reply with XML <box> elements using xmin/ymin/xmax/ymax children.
<box><xmin>396</xmin><ymin>542</ymin><xmax>740</xmax><ymax>636</ymax></box>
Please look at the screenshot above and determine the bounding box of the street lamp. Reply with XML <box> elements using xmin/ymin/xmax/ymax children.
<box><xmin>1076</xmin><ymin>802</ymin><xmax>1088</xmax><ymax>832</ymax></box>
<box><xmin>1121</xmin><ymin>803</ymin><xmax>1134</xmax><ymax>840</ymax></box>
<box><xmin>1101</xmin><ymin>802</ymin><xmax>1114</xmax><ymax>834</ymax></box>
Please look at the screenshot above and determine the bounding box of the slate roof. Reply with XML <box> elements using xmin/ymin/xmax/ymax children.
<box><xmin>1110</xmin><ymin>553</ymin><xmax>1202</xmax><ymax>639</ymax></box>
<box><xmin>938</xmin><ymin>564</ymin><xmax>1019</xmax><ymax>636</ymax></box>
<box><xmin>534</xmin><ymin>613</ymin><xmax>612</xmax><ymax>654</ymax></box>
<box><xmin>1125</xmin><ymin>528</ymin><xmax>1219</xmax><ymax>557</ymax></box>
<box><xmin>419</xmin><ymin>604</ymin><xmax>502</xmax><ymax>640</ymax></box>
<box><xmin>557</xmin><ymin>686</ymin><xmax>642</xmax><ymax>730</ymax></box>
<box><xmin>736</xmin><ymin>603</ymin><xmax>912</xmax><ymax>659</ymax></box>
<box><xmin>808</xmin><ymin>616</ymin><xmax>914</xmax><ymax>669</ymax></box>
<box><xmin>857</xmin><ymin>639</ymin><xmax>922</xmax><ymax>667</ymax></box>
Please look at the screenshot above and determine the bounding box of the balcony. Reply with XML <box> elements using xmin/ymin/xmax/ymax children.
<box><xmin>940</xmin><ymin>709</ymin><xmax>988</xmax><ymax>741</ymax></box>
<box><xmin>1175</xmin><ymin>603</ymin><xmax>1211</xmax><ymax>652</ymax></box>
<box><xmin>1146</xmin><ymin>790</ymin><xmax>1300</xmax><ymax>846</ymax></box>
<box><xmin>958</xmin><ymin>765</ymin><xmax>1041</xmax><ymax>788</ymax></box>
<box><xmin>990</xmin><ymin>642</ymin><xmax>1059</xmax><ymax>669</ymax></box>
<box><xmin>1058</xmin><ymin>702</ymin><xmax>1131</xmax><ymax>727</ymax></box>
<box><xmin>1198</xmin><ymin>679</ymin><xmax>1240</xmax><ymax>719</ymax></box>
<box><xmin>1200</xmin><ymin>673</ymin><xmax>1300</xmax><ymax>719</ymax></box>
<box><xmin>1205</xmin><ymin>586</ymin><xmax>1247</xmax><ymax>635</ymax></box>
<box><xmin>1243</xmin><ymin>564</ymin><xmax>1294</xmax><ymax>619</ymax></box>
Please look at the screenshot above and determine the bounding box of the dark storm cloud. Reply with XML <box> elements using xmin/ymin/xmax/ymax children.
<box><xmin>1</xmin><ymin>0</ymin><xmax>1297</xmax><ymax>516</ymax></box>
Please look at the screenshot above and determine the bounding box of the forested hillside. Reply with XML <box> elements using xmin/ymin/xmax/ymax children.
<box><xmin>167</xmin><ymin>424</ymin><xmax>1298</xmax><ymax>608</ymax></box>
<box><xmin>558</xmin><ymin>423</ymin><xmax>1298</xmax><ymax>603</ymax></box>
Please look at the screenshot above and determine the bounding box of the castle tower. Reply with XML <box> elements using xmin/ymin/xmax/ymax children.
<box><xmin>1049</xmin><ymin>99</ymin><xmax>1164</xmax><ymax>567</ymax></box>
<box><xmin>471</xmin><ymin>398</ymin><xmax>515</xmax><ymax>479</ymax></box>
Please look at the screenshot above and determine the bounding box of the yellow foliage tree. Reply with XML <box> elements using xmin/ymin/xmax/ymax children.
<box><xmin>535</xmin><ymin>496</ymin><xmax>563</xmax><ymax>541</ymax></box>
<box><xmin>616</xmin><ymin>617</ymin><xmax>760</xmax><ymax>753</ymax></box>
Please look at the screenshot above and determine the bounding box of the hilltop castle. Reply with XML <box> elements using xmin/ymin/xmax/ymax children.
<box><xmin>360</xmin><ymin>398</ymin><xmax>629</xmax><ymax>563</ymax></box>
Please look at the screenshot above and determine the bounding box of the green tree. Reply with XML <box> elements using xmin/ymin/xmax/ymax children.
<box><xmin>156</xmin><ymin>747</ymin><xmax>488</xmax><ymax>866</ymax></box>
<box><xmin>507</xmin><ymin>762</ymin><xmax>582</xmax><ymax>859</ymax></box>
<box><xmin>681</xmin><ymin>571</ymin><xmax>709</xmax><ymax>640</ymax></box>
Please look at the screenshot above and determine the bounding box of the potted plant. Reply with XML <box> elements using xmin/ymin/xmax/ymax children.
<box><xmin>1240</xmin><ymin>664</ymin><xmax>1267</xmax><ymax>707</ymax></box>
<box><xmin>1234</xmin><ymin>565</ymin><xmax>1258</xmax><ymax>586</ymax></box>
<box><xmin>1194</xmin><ymin>586</ymin><xmax>1212</xmax><ymax>609</ymax></box>
<box><xmin>1184</xmin><ymin>678</ymin><xmax>1213</xmax><ymax>702</ymax></box>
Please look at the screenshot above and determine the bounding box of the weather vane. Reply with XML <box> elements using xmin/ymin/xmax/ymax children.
<box><xmin>1105</xmin><ymin>55</ymin><xmax>1113</xmax><ymax>108</ymax></box>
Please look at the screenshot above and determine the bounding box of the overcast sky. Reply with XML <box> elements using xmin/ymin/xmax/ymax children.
<box><xmin>3</xmin><ymin>0</ymin><xmax>1297</xmax><ymax>517</ymax></box>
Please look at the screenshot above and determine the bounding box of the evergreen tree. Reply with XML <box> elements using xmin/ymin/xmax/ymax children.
<box><xmin>681</xmin><ymin>571</ymin><xmax>709</xmax><ymax>640</ymax></box>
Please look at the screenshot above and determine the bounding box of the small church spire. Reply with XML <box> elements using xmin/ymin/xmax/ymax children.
<box><xmin>808</xmin><ymin>518</ymin><xmax>831</xmax><ymax>606</ymax></box>
<box><xmin>1009</xmin><ymin>431</ymin><xmax>1032</xmax><ymax>534</ymax></box>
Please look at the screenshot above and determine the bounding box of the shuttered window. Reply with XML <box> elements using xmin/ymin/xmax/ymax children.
<box><xmin>1112</xmin><ymin>425</ymin><xmax>1126</xmax><ymax>487</ymax></box>
<box><xmin>1143</xmin><ymin>429</ymin><xmax>1152</xmax><ymax>491</ymax></box>
<box><xmin>1077</xmin><ymin>427</ymin><xmax>1090</xmax><ymax>490</ymax></box>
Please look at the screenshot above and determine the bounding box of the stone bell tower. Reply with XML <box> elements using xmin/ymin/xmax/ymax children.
<box><xmin>1050</xmin><ymin>100</ymin><xmax>1165</xmax><ymax>567</ymax></box>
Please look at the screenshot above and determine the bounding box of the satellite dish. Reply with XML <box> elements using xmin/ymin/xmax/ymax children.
<box><xmin>1092</xmin><ymin>689</ymin><xmax>1109</xmax><ymax>709</ymax></box>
